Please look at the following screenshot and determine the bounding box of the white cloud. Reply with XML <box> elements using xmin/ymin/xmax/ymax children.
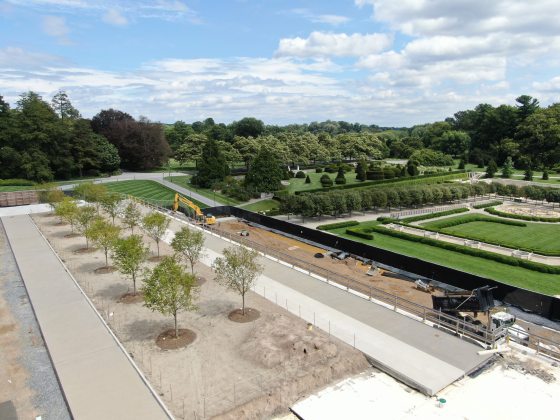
<box><xmin>41</xmin><ymin>15</ymin><xmax>70</xmax><ymax>43</ymax></box>
<box><xmin>276</xmin><ymin>31</ymin><xmax>392</xmax><ymax>58</ymax></box>
<box><xmin>287</xmin><ymin>8</ymin><xmax>350</xmax><ymax>26</ymax></box>
<box><xmin>103</xmin><ymin>8</ymin><xmax>127</xmax><ymax>26</ymax></box>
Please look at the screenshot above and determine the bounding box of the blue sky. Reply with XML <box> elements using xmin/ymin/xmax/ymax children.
<box><xmin>1</xmin><ymin>0</ymin><xmax>559</xmax><ymax>126</ymax></box>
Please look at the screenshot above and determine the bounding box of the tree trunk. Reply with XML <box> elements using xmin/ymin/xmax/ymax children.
<box><xmin>105</xmin><ymin>249</ymin><xmax>109</xmax><ymax>267</ymax></box>
<box><xmin>174</xmin><ymin>312</ymin><xmax>178</xmax><ymax>338</ymax></box>
<box><xmin>132</xmin><ymin>273</ymin><xmax>136</xmax><ymax>295</ymax></box>
<box><xmin>242</xmin><ymin>293</ymin><xmax>245</xmax><ymax>316</ymax></box>
<box><xmin>156</xmin><ymin>240</ymin><xmax>160</xmax><ymax>257</ymax></box>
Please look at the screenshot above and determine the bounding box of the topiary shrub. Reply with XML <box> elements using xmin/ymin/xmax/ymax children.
<box><xmin>295</xmin><ymin>170</ymin><xmax>306</xmax><ymax>179</ymax></box>
<box><xmin>320</xmin><ymin>174</ymin><xmax>333</xmax><ymax>187</ymax></box>
<box><xmin>289</xmin><ymin>171</ymin><xmax>295</xmax><ymax>178</ymax></box>
<box><xmin>305</xmin><ymin>175</ymin><xmax>311</xmax><ymax>184</ymax></box>
<box><xmin>315</xmin><ymin>167</ymin><xmax>323</xmax><ymax>173</ymax></box>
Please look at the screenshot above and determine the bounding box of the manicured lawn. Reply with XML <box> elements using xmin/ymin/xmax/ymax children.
<box><xmin>287</xmin><ymin>171</ymin><xmax>362</xmax><ymax>193</ymax></box>
<box><xmin>164</xmin><ymin>175</ymin><xmax>242</xmax><ymax>205</ymax></box>
<box><xmin>240</xmin><ymin>199</ymin><xmax>280</xmax><ymax>213</ymax></box>
<box><xmin>330</xmin><ymin>221</ymin><xmax>560</xmax><ymax>295</ymax></box>
<box><xmin>422</xmin><ymin>216</ymin><xmax>560</xmax><ymax>254</ymax></box>
<box><xmin>104</xmin><ymin>180</ymin><xmax>208</xmax><ymax>208</ymax></box>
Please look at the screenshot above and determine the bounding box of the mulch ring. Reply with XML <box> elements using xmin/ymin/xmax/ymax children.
<box><xmin>156</xmin><ymin>328</ymin><xmax>197</xmax><ymax>350</ymax></box>
<box><xmin>228</xmin><ymin>308</ymin><xmax>261</xmax><ymax>323</ymax></box>
<box><xmin>118</xmin><ymin>292</ymin><xmax>144</xmax><ymax>304</ymax></box>
<box><xmin>196</xmin><ymin>276</ymin><xmax>206</xmax><ymax>286</ymax></box>
<box><xmin>94</xmin><ymin>266</ymin><xmax>116</xmax><ymax>274</ymax></box>
<box><xmin>53</xmin><ymin>221</ymin><xmax>67</xmax><ymax>226</ymax></box>
<box><xmin>64</xmin><ymin>232</ymin><xmax>81</xmax><ymax>238</ymax></box>
<box><xmin>74</xmin><ymin>247</ymin><xmax>97</xmax><ymax>254</ymax></box>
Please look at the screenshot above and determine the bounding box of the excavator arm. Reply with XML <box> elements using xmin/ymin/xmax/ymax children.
<box><xmin>173</xmin><ymin>193</ymin><xmax>216</xmax><ymax>225</ymax></box>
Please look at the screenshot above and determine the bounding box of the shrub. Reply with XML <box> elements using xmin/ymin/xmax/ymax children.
<box><xmin>458</xmin><ymin>159</ymin><xmax>465</xmax><ymax>170</ymax></box>
<box><xmin>345</xmin><ymin>228</ymin><xmax>374</xmax><ymax>240</ymax></box>
<box><xmin>542</xmin><ymin>170</ymin><xmax>549</xmax><ymax>180</ymax></box>
<box><xmin>400</xmin><ymin>207</ymin><xmax>469</xmax><ymax>223</ymax></box>
<box><xmin>289</xmin><ymin>171</ymin><xmax>295</xmax><ymax>178</ymax></box>
<box><xmin>485</xmin><ymin>207</ymin><xmax>560</xmax><ymax>223</ymax></box>
<box><xmin>424</xmin><ymin>214</ymin><xmax>526</xmax><ymax>229</ymax></box>
<box><xmin>524</xmin><ymin>169</ymin><xmax>533</xmax><ymax>181</ymax></box>
<box><xmin>320</xmin><ymin>174</ymin><xmax>333</xmax><ymax>187</ymax></box>
<box><xmin>472</xmin><ymin>201</ymin><xmax>503</xmax><ymax>209</ymax></box>
<box><xmin>295</xmin><ymin>170</ymin><xmax>306</xmax><ymax>179</ymax></box>
<box><xmin>317</xmin><ymin>220</ymin><xmax>359</xmax><ymax>230</ymax></box>
<box><xmin>335</xmin><ymin>173</ymin><xmax>346</xmax><ymax>185</ymax></box>
<box><xmin>0</xmin><ymin>178</ymin><xmax>37</xmax><ymax>186</ymax></box>
<box><xmin>340</xmin><ymin>163</ymin><xmax>353</xmax><ymax>173</ymax></box>
<box><xmin>410</xmin><ymin>149</ymin><xmax>454</xmax><ymax>166</ymax></box>
<box><xmin>315</xmin><ymin>167</ymin><xmax>323</xmax><ymax>173</ymax></box>
<box><xmin>324</xmin><ymin>165</ymin><xmax>338</xmax><ymax>173</ymax></box>
<box><xmin>305</xmin><ymin>175</ymin><xmax>311</xmax><ymax>184</ymax></box>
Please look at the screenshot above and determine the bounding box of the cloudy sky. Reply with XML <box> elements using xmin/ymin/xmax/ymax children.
<box><xmin>1</xmin><ymin>0</ymin><xmax>559</xmax><ymax>126</ymax></box>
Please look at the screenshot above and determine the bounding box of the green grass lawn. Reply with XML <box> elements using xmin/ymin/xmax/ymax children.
<box><xmin>422</xmin><ymin>215</ymin><xmax>560</xmax><ymax>254</ymax></box>
<box><xmin>240</xmin><ymin>199</ymin><xmax>280</xmax><ymax>213</ymax></box>
<box><xmin>287</xmin><ymin>171</ymin><xmax>362</xmax><ymax>193</ymax></box>
<box><xmin>164</xmin><ymin>175</ymin><xmax>242</xmax><ymax>205</ymax></box>
<box><xmin>104</xmin><ymin>180</ymin><xmax>208</xmax><ymax>209</ymax></box>
<box><xmin>330</xmin><ymin>220</ymin><xmax>560</xmax><ymax>295</ymax></box>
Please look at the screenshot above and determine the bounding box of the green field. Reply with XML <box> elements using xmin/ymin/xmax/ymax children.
<box><xmin>423</xmin><ymin>215</ymin><xmax>560</xmax><ymax>255</ymax></box>
<box><xmin>330</xmin><ymin>220</ymin><xmax>560</xmax><ymax>295</ymax></box>
<box><xmin>287</xmin><ymin>171</ymin><xmax>362</xmax><ymax>193</ymax></box>
<box><xmin>164</xmin><ymin>175</ymin><xmax>242</xmax><ymax>205</ymax></box>
<box><xmin>240</xmin><ymin>199</ymin><xmax>280</xmax><ymax>213</ymax></box>
<box><xmin>104</xmin><ymin>180</ymin><xmax>208</xmax><ymax>209</ymax></box>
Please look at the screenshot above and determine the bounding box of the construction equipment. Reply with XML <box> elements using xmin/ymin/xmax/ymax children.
<box><xmin>172</xmin><ymin>193</ymin><xmax>216</xmax><ymax>225</ymax></box>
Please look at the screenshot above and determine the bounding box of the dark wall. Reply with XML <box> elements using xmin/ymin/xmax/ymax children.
<box><xmin>205</xmin><ymin>206</ymin><xmax>560</xmax><ymax>321</ymax></box>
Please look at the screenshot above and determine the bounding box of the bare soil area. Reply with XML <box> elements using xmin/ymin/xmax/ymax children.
<box><xmin>156</xmin><ymin>329</ymin><xmax>197</xmax><ymax>350</ymax></box>
<box><xmin>215</xmin><ymin>220</ymin><xmax>435</xmax><ymax>307</ymax></box>
<box><xmin>32</xmin><ymin>211</ymin><xmax>369</xmax><ymax>419</ymax></box>
<box><xmin>228</xmin><ymin>308</ymin><xmax>260</xmax><ymax>323</ymax></box>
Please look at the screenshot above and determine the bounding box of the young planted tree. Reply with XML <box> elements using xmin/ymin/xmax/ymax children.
<box><xmin>101</xmin><ymin>192</ymin><xmax>123</xmax><ymax>225</ymax></box>
<box><xmin>501</xmin><ymin>156</ymin><xmax>514</xmax><ymax>178</ymax></box>
<box><xmin>142</xmin><ymin>212</ymin><xmax>171</xmax><ymax>258</ymax></box>
<box><xmin>485</xmin><ymin>160</ymin><xmax>498</xmax><ymax>178</ymax></box>
<box><xmin>74</xmin><ymin>182</ymin><xmax>108</xmax><ymax>211</ymax></box>
<box><xmin>45</xmin><ymin>189</ymin><xmax>66</xmax><ymax>214</ymax></box>
<box><xmin>143</xmin><ymin>257</ymin><xmax>198</xmax><ymax>339</ymax></box>
<box><xmin>75</xmin><ymin>206</ymin><xmax>97</xmax><ymax>249</ymax></box>
<box><xmin>212</xmin><ymin>246</ymin><xmax>263</xmax><ymax>316</ymax></box>
<box><xmin>54</xmin><ymin>196</ymin><xmax>77</xmax><ymax>227</ymax></box>
<box><xmin>112</xmin><ymin>235</ymin><xmax>149</xmax><ymax>295</ymax></box>
<box><xmin>171</xmin><ymin>227</ymin><xmax>205</xmax><ymax>274</ymax></box>
<box><xmin>89</xmin><ymin>218</ymin><xmax>121</xmax><ymax>269</ymax></box>
<box><xmin>123</xmin><ymin>201</ymin><xmax>142</xmax><ymax>233</ymax></box>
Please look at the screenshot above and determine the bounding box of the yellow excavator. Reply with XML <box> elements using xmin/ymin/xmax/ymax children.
<box><xmin>172</xmin><ymin>193</ymin><xmax>216</xmax><ymax>225</ymax></box>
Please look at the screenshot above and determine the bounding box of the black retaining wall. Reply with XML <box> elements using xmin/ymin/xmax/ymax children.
<box><xmin>205</xmin><ymin>206</ymin><xmax>560</xmax><ymax>321</ymax></box>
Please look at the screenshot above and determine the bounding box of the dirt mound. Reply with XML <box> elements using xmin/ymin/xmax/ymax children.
<box><xmin>216</xmin><ymin>313</ymin><xmax>370</xmax><ymax>420</ymax></box>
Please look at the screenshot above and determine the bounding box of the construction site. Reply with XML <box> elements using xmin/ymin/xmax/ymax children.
<box><xmin>1</xmin><ymin>197</ymin><xmax>560</xmax><ymax>420</ymax></box>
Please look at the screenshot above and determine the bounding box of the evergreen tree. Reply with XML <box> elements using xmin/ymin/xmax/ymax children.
<box><xmin>458</xmin><ymin>159</ymin><xmax>465</xmax><ymax>169</ymax></box>
<box><xmin>192</xmin><ymin>139</ymin><xmax>229</xmax><ymax>188</ymax></box>
<box><xmin>524</xmin><ymin>168</ymin><xmax>533</xmax><ymax>181</ymax></box>
<box><xmin>485</xmin><ymin>160</ymin><xmax>498</xmax><ymax>178</ymax></box>
<box><xmin>501</xmin><ymin>156</ymin><xmax>514</xmax><ymax>178</ymax></box>
<box><xmin>542</xmin><ymin>169</ymin><xmax>549</xmax><ymax>180</ymax></box>
<box><xmin>244</xmin><ymin>148</ymin><xmax>283</xmax><ymax>193</ymax></box>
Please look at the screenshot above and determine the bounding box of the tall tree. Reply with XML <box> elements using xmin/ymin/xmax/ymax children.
<box><xmin>142</xmin><ymin>211</ymin><xmax>171</xmax><ymax>258</ymax></box>
<box><xmin>112</xmin><ymin>235</ymin><xmax>149</xmax><ymax>295</ymax></box>
<box><xmin>212</xmin><ymin>246</ymin><xmax>263</xmax><ymax>316</ymax></box>
<box><xmin>89</xmin><ymin>218</ymin><xmax>121</xmax><ymax>268</ymax></box>
<box><xmin>244</xmin><ymin>148</ymin><xmax>283</xmax><ymax>193</ymax></box>
<box><xmin>143</xmin><ymin>257</ymin><xmax>198</xmax><ymax>338</ymax></box>
<box><xmin>191</xmin><ymin>139</ymin><xmax>229</xmax><ymax>188</ymax></box>
<box><xmin>171</xmin><ymin>227</ymin><xmax>205</xmax><ymax>275</ymax></box>
<box><xmin>51</xmin><ymin>90</ymin><xmax>80</xmax><ymax>121</ymax></box>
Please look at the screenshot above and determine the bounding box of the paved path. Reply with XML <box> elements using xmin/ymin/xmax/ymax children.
<box><xmin>163</xmin><ymin>212</ymin><xmax>492</xmax><ymax>396</ymax></box>
<box><xmin>1</xmin><ymin>215</ymin><xmax>171</xmax><ymax>420</ymax></box>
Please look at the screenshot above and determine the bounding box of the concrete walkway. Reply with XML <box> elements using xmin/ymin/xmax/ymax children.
<box><xmin>1</xmin><ymin>215</ymin><xmax>171</xmax><ymax>420</ymax></box>
<box><xmin>163</xmin><ymin>213</ymin><xmax>492</xmax><ymax>396</ymax></box>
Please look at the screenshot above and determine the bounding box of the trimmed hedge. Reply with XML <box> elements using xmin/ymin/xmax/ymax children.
<box><xmin>472</xmin><ymin>200</ymin><xmax>503</xmax><ymax>209</ymax></box>
<box><xmin>294</xmin><ymin>170</ymin><xmax>467</xmax><ymax>194</ymax></box>
<box><xmin>0</xmin><ymin>178</ymin><xmax>37</xmax><ymax>186</ymax></box>
<box><xmin>365</xmin><ymin>225</ymin><xmax>560</xmax><ymax>274</ymax></box>
<box><xmin>485</xmin><ymin>207</ymin><xmax>560</xmax><ymax>223</ymax></box>
<box><xmin>424</xmin><ymin>214</ymin><xmax>526</xmax><ymax>229</ymax></box>
<box><xmin>401</xmin><ymin>207</ymin><xmax>469</xmax><ymax>223</ymax></box>
<box><xmin>346</xmin><ymin>227</ymin><xmax>374</xmax><ymax>240</ymax></box>
<box><xmin>317</xmin><ymin>220</ymin><xmax>360</xmax><ymax>231</ymax></box>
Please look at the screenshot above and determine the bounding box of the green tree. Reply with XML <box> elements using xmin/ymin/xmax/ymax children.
<box><xmin>89</xmin><ymin>218</ymin><xmax>121</xmax><ymax>268</ymax></box>
<box><xmin>142</xmin><ymin>212</ymin><xmax>171</xmax><ymax>258</ymax></box>
<box><xmin>51</xmin><ymin>90</ymin><xmax>80</xmax><ymax>121</ymax></box>
<box><xmin>143</xmin><ymin>257</ymin><xmax>198</xmax><ymax>338</ymax></box>
<box><xmin>101</xmin><ymin>192</ymin><xmax>123</xmax><ymax>225</ymax></box>
<box><xmin>212</xmin><ymin>246</ymin><xmax>263</xmax><ymax>316</ymax></box>
<box><xmin>45</xmin><ymin>188</ymin><xmax>66</xmax><ymax>213</ymax></box>
<box><xmin>485</xmin><ymin>160</ymin><xmax>498</xmax><ymax>178</ymax></box>
<box><xmin>501</xmin><ymin>156</ymin><xmax>514</xmax><ymax>178</ymax></box>
<box><xmin>173</xmin><ymin>133</ymin><xmax>207</xmax><ymax>166</ymax></box>
<box><xmin>75</xmin><ymin>206</ymin><xmax>98</xmax><ymax>249</ymax></box>
<box><xmin>54</xmin><ymin>196</ymin><xmax>78</xmax><ymax>230</ymax></box>
<box><xmin>524</xmin><ymin>168</ymin><xmax>533</xmax><ymax>181</ymax></box>
<box><xmin>244</xmin><ymin>148</ymin><xmax>283</xmax><ymax>192</ymax></box>
<box><xmin>356</xmin><ymin>159</ymin><xmax>367</xmax><ymax>181</ymax></box>
<box><xmin>191</xmin><ymin>139</ymin><xmax>229</xmax><ymax>188</ymax></box>
<box><xmin>458</xmin><ymin>159</ymin><xmax>465</xmax><ymax>169</ymax></box>
<box><xmin>542</xmin><ymin>169</ymin><xmax>549</xmax><ymax>180</ymax></box>
<box><xmin>335</xmin><ymin>167</ymin><xmax>346</xmax><ymax>185</ymax></box>
<box><xmin>232</xmin><ymin>117</ymin><xmax>264</xmax><ymax>138</ymax></box>
<box><xmin>112</xmin><ymin>235</ymin><xmax>149</xmax><ymax>295</ymax></box>
<box><xmin>123</xmin><ymin>202</ymin><xmax>142</xmax><ymax>233</ymax></box>
<box><xmin>305</xmin><ymin>175</ymin><xmax>311</xmax><ymax>184</ymax></box>
<box><xmin>171</xmin><ymin>227</ymin><xmax>205</xmax><ymax>275</ymax></box>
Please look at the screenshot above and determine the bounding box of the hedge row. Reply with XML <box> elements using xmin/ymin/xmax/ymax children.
<box><xmin>363</xmin><ymin>225</ymin><xmax>560</xmax><ymax>274</ymax></box>
<box><xmin>293</xmin><ymin>170</ymin><xmax>467</xmax><ymax>195</ymax></box>
<box><xmin>472</xmin><ymin>200</ymin><xmax>503</xmax><ymax>209</ymax></box>
<box><xmin>317</xmin><ymin>220</ymin><xmax>360</xmax><ymax>230</ymax></box>
<box><xmin>424</xmin><ymin>214</ymin><xmax>527</xmax><ymax>229</ymax></box>
<box><xmin>0</xmin><ymin>178</ymin><xmax>37</xmax><ymax>186</ymax></box>
<box><xmin>400</xmin><ymin>207</ymin><xmax>469</xmax><ymax>223</ymax></box>
<box><xmin>485</xmin><ymin>207</ymin><xmax>560</xmax><ymax>223</ymax></box>
<box><xmin>345</xmin><ymin>227</ymin><xmax>374</xmax><ymax>240</ymax></box>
